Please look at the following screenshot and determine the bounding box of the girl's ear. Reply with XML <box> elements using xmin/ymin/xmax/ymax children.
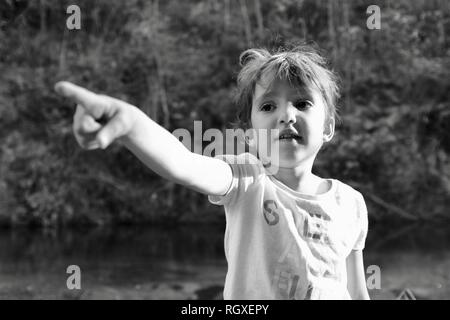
<box><xmin>323</xmin><ymin>117</ymin><xmax>335</xmax><ymax>142</ymax></box>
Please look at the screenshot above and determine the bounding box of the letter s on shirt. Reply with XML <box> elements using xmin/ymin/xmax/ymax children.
<box><xmin>263</xmin><ymin>200</ymin><xmax>280</xmax><ymax>226</ymax></box>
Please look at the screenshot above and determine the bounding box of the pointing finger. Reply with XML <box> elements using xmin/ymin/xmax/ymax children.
<box><xmin>54</xmin><ymin>81</ymin><xmax>110</xmax><ymax>119</ymax></box>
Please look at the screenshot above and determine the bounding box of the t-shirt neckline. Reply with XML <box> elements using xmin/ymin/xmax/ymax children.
<box><xmin>267</xmin><ymin>174</ymin><xmax>337</xmax><ymax>201</ymax></box>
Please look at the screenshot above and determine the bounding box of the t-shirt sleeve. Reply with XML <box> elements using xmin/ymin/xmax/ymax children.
<box><xmin>208</xmin><ymin>153</ymin><xmax>263</xmax><ymax>207</ymax></box>
<box><xmin>353</xmin><ymin>192</ymin><xmax>369</xmax><ymax>250</ymax></box>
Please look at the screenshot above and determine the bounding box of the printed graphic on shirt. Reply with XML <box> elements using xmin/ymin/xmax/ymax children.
<box><xmin>270</xmin><ymin>197</ymin><xmax>343</xmax><ymax>295</ymax></box>
<box><xmin>295</xmin><ymin>203</ymin><xmax>342</xmax><ymax>280</ymax></box>
<box><xmin>263</xmin><ymin>199</ymin><xmax>280</xmax><ymax>226</ymax></box>
<box><xmin>302</xmin><ymin>211</ymin><xmax>331</xmax><ymax>245</ymax></box>
<box><xmin>287</xmin><ymin>200</ymin><xmax>333</xmax><ymax>246</ymax></box>
<box><xmin>272</xmin><ymin>240</ymin><xmax>309</xmax><ymax>299</ymax></box>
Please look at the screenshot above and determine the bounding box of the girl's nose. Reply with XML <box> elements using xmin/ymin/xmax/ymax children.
<box><xmin>278</xmin><ymin>103</ymin><xmax>297</xmax><ymax>124</ymax></box>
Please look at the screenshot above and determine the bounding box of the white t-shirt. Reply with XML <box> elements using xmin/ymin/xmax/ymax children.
<box><xmin>208</xmin><ymin>153</ymin><xmax>368</xmax><ymax>300</ymax></box>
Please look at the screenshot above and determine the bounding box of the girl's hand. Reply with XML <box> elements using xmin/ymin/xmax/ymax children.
<box><xmin>55</xmin><ymin>81</ymin><xmax>233</xmax><ymax>197</ymax></box>
<box><xmin>54</xmin><ymin>81</ymin><xmax>136</xmax><ymax>149</ymax></box>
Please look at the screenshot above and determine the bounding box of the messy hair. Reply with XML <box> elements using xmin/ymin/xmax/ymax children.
<box><xmin>234</xmin><ymin>45</ymin><xmax>340</xmax><ymax>129</ymax></box>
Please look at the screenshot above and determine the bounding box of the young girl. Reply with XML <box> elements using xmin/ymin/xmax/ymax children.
<box><xmin>55</xmin><ymin>45</ymin><xmax>370</xmax><ymax>300</ymax></box>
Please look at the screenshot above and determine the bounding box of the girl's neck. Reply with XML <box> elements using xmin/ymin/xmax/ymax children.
<box><xmin>273</xmin><ymin>161</ymin><xmax>328</xmax><ymax>195</ymax></box>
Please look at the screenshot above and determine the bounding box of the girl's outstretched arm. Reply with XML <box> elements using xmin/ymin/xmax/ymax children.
<box><xmin>55</xmin><ymin>81</ymin><xmax>232</xmax><ymax>196</ymax></box>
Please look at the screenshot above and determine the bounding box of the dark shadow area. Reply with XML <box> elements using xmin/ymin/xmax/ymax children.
<box><xmin>0</xmin><ymin>223</ymin><xmax>449</xmax><ymax>299</ymax></box>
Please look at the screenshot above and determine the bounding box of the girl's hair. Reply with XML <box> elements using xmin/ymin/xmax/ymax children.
<box><xmin>234</xmin><ymin>45</ymin><xmax>340</xmax><ymax>129</ymax></box>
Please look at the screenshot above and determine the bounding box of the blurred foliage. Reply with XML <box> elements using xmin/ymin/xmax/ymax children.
<box><xmin>0</xmin><ymin>0</ymin><xmax>449</xmax><ymax>227</ymax></box>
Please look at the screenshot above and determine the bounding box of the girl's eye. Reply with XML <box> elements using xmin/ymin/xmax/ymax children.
<box><xmin>260</xmin><ymin>103</ymin><xmax>276</xmax><ymax>112</ymax></box>
<box><xmin>294</xmin><ymin>100</ymin><xmax>313</xmax><ymax>110</ymax></box>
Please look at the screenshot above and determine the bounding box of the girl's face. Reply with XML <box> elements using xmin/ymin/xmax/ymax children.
<box><xmin>249</xmin><ymin>75</ymin><xmax>334</xmax><ymax>169</ymax></box>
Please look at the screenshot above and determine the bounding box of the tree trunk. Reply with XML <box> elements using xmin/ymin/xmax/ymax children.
<box><xmin>343</xmin><ymin>0</ymin><xmax>352</xmax><ymax>110</ymax></box>
<box><xmin>40</xmin><ymin>0</ymin><xmax>46</xmax><ymax>33</ymax></box>
<box><xmin>224</xmin><ymin>0</ymin><xmax>231</xmax><ymax>32</ymax></box>
<box><xmin>298</xmin><ymin>18</ymin><xmax>307</xmax><ymax>40</ymax></box>
<box><xmin>149</xmin><ymin>0</ymin><xmax>174</xmax><ymax>209</ymax></box>
<box><xmin>239</xmin><ymin>0</ymin><xmax>252</xmax><ymax>45</ymax></box>
<box><xmin>254</xmin><ymin>0</ymin><xmax>264</xmax><ymax>40</ymax></box>
<box><xmin>151</xmin><ymin>0</ymin><xmax>170</xmax><ymax>127</ymax></box>
<box><xmin>58</xmin><ymin>27</ymin><xmax>68</xmax><ymax>75</ymax></box>
<box><xmin>327</xmin><ymin>0</ymin><xmax>337</xmax><ymax>61</ymax></box>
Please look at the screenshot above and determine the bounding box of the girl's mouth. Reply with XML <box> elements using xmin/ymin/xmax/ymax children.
<box><xmin>278</xmin><ymin>133</ymin><xmax>303</xmax><ymax>142</ymax></box>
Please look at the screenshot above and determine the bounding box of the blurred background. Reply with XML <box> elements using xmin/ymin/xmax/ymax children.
<box><xmin>0</xmin><ymin>0</ymin><xmax>449</xmax><ymax>299</ymax></box>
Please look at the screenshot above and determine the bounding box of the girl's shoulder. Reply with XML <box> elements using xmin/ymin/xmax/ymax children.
<box><xmin>332</xmin><ymin>179</ymin><xmax>365</xmax><ymax>199</ymax></box>
<box><xmin>331</xmin><ymin>179</ymin><xmax>368</xmax><ymax>219</ymax></box>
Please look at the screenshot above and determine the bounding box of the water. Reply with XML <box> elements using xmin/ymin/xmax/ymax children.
<box><xmin>0</xmin><ymin>223</ymin><xmax>449</xmax><ymax>300</ymax></box>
